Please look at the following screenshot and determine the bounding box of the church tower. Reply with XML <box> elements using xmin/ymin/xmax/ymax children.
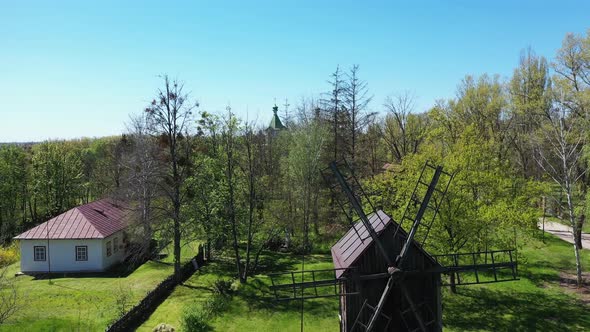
<box><xmin>268</xmin><ymin>105</ymin><xmax>286</xmax><ymax>131</ymax></box>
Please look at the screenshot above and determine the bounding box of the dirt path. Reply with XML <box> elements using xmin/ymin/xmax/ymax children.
<box><xmin>538</xmin><ymin>219</ymin><xmax>590</xmax><ymax>249</ymax></box>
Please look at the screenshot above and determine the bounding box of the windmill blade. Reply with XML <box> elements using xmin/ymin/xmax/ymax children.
<box><xmin>350</xmin><ymin>274</ymin><xmax>397</xmax><ymax>332</ymax></box>
<box><xmin>364</xmin><ymin>275</ymin><xmax>397</xmax><ymax>332</ymax></box>
<box><xmin>329</xmin><ymin>160</ymin><xmax>393</xmax><ymax>266</ymax></box>
<box><xmin>398</xmin><ymin>283</ymin><xmax>438</xmax><ymax>332</ymax></box>
<box><xmin>396</xmin><ymin>165</ymin><xmax>443</xmax><ymax>268</ymax></box>
<box><xmin>395</xmin><ymin>162</ymin><xmax>453</xmax><ymax>250</ymax></box>
<box><xmin>432</xmin><ymin>249</ymin><xmax>519</xmax><ymax>286</ymax></box>
<box><xmin>400</xmin><ymin>284</ymin><xmax>428</xmax><ymax>332</ymax></box>
<box><xmin>351</xmin><ymin>299</ymin><xmax>392</xmax><ymax>332</ymax></box>
<box><xmin>321</xmin><ymin>160</ymin><xmax>389</xmax><ymax>247</ymax></box>
<box><xmin>268</xmin><ymin>268</ymin><xmax>358</xmax><ymax>301</ymax></box>
<box><xmin>353</xmin><ymin>277</ymin><xmax>430</xmax><ymax>332</ymax></box>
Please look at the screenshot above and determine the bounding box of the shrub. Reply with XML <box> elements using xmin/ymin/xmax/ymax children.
<box><xmin>182</xmin><ymin>279</ymin><xmax>234</xmax><ymax>332</ymax></box>
<box><xmin>266</xmin><ymin>236</ymin><xmax>285</xmax><ymax>251</ymax></box>
<box><xmin>0</xmin><ymin>243</ymin><xmax>19</xmax><ymax>268</ymax></box>
<box><xmin>181</xmin><ymin>305</ymin><xmax>210</xmax><ymax>332</ymax></box>
<box><xmin>212</xmin><ymin>279</ymin><xmax>233</xmax><ymax>296</ymax></box>
<box><xmin>202</xmin><ymin>293</ymin><xmax>230</xmax><ymax>316</ymax></box>
<box><xmin>114</xmin><ymin>281</ymin><xmax>133</xmax><ymax>317</ymax></box>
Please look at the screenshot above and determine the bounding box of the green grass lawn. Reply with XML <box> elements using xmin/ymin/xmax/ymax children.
<box><xmin>0</xmin><ymin>241</ymin><xmax>200</xmax><ymax>331</ymax></box>
<box><xmin>442</xmin><ymin>234</ymin><xmax>590</xmax><ymax>331</ymax></box>
<box><xmin>139</xmin><ymin>252</ymin><xmax>339</xmax><ymax>332</ymax></box>
<box><xmin>139</xmin><ymin>233</ymin><xmax>590</xmax><ymax>332</ymax></box>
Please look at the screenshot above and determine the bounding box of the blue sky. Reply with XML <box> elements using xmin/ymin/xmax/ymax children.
<box><xmin>0</xmin><ymin>0</ymin><xmax>589</xmax><ymax>142</ymax></box>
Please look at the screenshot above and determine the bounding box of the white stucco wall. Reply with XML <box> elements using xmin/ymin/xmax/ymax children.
<box><xmin>19</xmin><ymin>239</ymin><xmax>104</xmax><ymax>273</ymax></box>
<box><xmin>18</xmin><ymin>231</ymin><xmax>128</xmax><ymax>273</ymax></box>
<box><xmin>101</xmin><ymin>231</ymin><xmax>127</xmax><ymax>270</ymax></box>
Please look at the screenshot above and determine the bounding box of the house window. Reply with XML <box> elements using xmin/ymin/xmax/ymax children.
<box><xmin>106</xmin><ymin>241</ymin><xmax>112</xmax><ymax>257</ymax></box>
<box><xmin>76</xmin><ymin>246</ymin><xmax>88</xmax><ymax>261</ymax></box>
<box><xmin>113</xmin><ymin>237</ymin><xmax>119</xmax><ymax>253</ymax></box>
<box><xmin>34</xmin><ymin>246</ymin><xmax>46</xmax><ymax>261</ymax></box>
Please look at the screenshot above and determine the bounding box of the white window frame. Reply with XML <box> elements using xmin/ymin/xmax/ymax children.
<box><xmin>106</xmin><ymin>241</ymin><xmax>112</xmax><ymax>257</ymax></box>
<box><xmin>75</xmin><ymin>246</ymin><xmax>88</xmax><ymax>261</ymax></box>
<box><xmin>34</xmin><ymin>246</ymin><xmax>46</xmax><ymax>261</ymax></box>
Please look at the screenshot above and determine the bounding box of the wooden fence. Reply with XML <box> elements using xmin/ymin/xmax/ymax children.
<box><xmin>106</xmin><ymin>244</ymin><xmax>205</xmax><ymax>332</ymax></box>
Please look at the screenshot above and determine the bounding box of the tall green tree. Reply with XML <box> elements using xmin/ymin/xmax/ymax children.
<box><xmin>30</xmin><ymin>141</ymin><xmax>83</xmax><ymax>220</ymax></box>
<box><xmin>283</xmin><ymin>119</ymin><xmax>327</xmax><ymax>251</ymax></box>
<box><xmin>220</xmin><ymin>108</ymin><xmax>245</xmax><ymax>281</ymax></box>
<box><xmin>508</xmin><ymin>48</ymin><xmax>551</xmax><ymax>178</ymax></box>
<box><xmin>0</xmin><ymin>146</ymin><xmax>28</xmax><ymax>242</ymax></box>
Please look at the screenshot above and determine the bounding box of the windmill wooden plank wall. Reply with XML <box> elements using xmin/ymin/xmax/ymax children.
<box><xmin>333</xmin><ymin>211</ymin><xmax>442</xmax><ymax>332</ymax></box>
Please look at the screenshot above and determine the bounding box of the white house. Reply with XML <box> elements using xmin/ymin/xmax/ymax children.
<box><xmin>14</xmin><ymin>198</ymin><xmax>130</xmax><ymax>273</ymax></box>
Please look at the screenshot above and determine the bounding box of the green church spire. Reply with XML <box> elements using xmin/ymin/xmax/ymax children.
<box><xmin>269</xmin><ymin>104</ymin><xmax>286</xmax><ymax>130</ymax></box>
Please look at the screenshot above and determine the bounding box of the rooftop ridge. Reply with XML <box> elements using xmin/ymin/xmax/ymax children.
<box><xmin>13</xmin><ymin>198</ymin><xmax>129</xmax><ymax>240</ymax></box>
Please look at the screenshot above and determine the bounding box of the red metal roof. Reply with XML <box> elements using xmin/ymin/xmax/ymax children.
<box><xmin>14</xmin><ymin>199</ymin><xmax>129</xmax><ymax>240</ymax></box>
<box><xmin>331</xmin><ymin>210</ymin><xmax>392</xmax><ymax>278</ymax></box>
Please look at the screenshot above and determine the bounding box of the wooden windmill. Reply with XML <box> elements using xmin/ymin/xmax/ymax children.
<box><xmin>269</xmin><ymin>160</ymin><xmax>518</xmax><ymax>332</ymax></box>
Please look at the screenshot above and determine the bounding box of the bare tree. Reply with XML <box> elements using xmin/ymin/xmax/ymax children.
<box><xmin>322</xmin><ymin>66</ymin><xmax>346</xmax><ymax>161</ymax></box>
<box><xmin>121</xmin><ymin>113</ymin><xmax>164</xmax><ymax>264</ymax></box>
<box><xmin>344</xmin><ymin>64</ymin><xmax>374</xmax><ymax>175</ymax></box>
<box><xmin>363</xmin><ymin>117</ymin><xmax>385</xmax><ymax>176</ymax></box>
<box><xmin>383</xmin><ymin>92</ymin><xmax>427</xmax><ymax>162</ymax></box>
<box><xmin>145</xmin><ymin>75</ymin><xmax>197</xmax><ymax>280</ymax></box>
<box><xmin>533</xmin><ymin>99</ymin><xmax>586</xmax><ymax>286</ymax></box>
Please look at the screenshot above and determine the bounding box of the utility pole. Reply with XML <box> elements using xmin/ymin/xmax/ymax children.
<box><xmin>46</xmin><ymin>218</ymin><xmax>51</xmax><ymax>280</ymax></box>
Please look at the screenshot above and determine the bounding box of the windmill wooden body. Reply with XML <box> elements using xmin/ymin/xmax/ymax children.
<box><xmin>269</xmin><ymin>160</ymin><xmax>518</xmax><ymax>332</ymax></box>
<box><xmin>333</xmin><ymin>210</ymin><xmax>442</xmax><ymax>331</ymax></box>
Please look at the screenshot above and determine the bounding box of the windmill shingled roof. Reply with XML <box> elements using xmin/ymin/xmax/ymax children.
<box><xmin>331</xmin><ymin>210</ymin><xmax>439</xmax><ymax>278</ymax></box>
<box><xmin>14</xmin><ymin>199</ymin><xmax>129</xmax><ymax>240</ymax></box>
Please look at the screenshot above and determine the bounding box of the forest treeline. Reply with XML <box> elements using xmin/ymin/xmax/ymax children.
<box><xmin>1</xmin><ymin>30</ymin><xmax>589</xmax><ymax>285</ymax></box>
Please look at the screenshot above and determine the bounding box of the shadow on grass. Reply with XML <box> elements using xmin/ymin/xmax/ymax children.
<box><xmin>444</xmin><ymin>286</ymin><xmax>590</xmax><ymax>331</ymax></box>
<box><xmin>30</xmin><ymin>258</ymin><xmax>151</xmax><ymax>280</ymax></box>
<box><xmin>181</xmin><ymin>284</ymin><xmax>215</xmax><ymax>292</ymax></box>
<box><xmin>255</xmin><ymin>251</ymin><xmax>334</xmax><ymax>275</ymax></box>
<box><xmin>195</xmin><ymin>250</ymin><xmax>339</xmax><ymax>319</ymax></box>
<box><xmin>151</xmin><ymin>260</ymin><xmax>174</xmax><ymax>267</ymax></box>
